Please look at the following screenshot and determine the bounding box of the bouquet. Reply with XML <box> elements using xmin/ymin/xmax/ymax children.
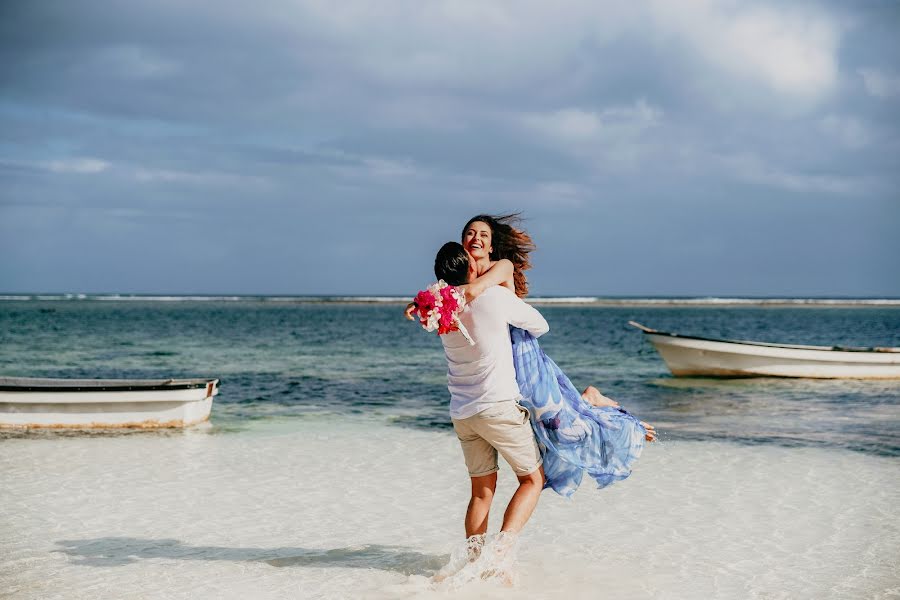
<box><xmin>413</xmin><ymin>280</ymin><xmax>474</xmax><ymax>345</ymax></box>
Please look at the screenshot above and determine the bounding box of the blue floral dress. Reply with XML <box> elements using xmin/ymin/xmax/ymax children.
<box><xmin>510</xmin><ymin>326</ymin><xmax>647</xmax><ymax>497</ymax></box>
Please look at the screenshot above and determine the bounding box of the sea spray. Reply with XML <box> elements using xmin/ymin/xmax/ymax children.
<box><xmin>432</xmin><ymin>531</ymin><xmax>521</xmax><ymax>590</ymax></box>
<box><xmin>432</xmin><ymin>533</ymin><xmax>485</xmax><ymax>582</ymax></box>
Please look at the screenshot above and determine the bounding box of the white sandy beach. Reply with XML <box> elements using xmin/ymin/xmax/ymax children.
<box><xmin>2</xmin><ymin>417</ymin><xmax>898</xmax><ymax>599</ymax></box>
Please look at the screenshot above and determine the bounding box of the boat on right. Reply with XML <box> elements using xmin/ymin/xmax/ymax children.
<box><xmin>629</xmin><ymin>321</ymin><xmax>900</xmax><ymax>379</ymax></box>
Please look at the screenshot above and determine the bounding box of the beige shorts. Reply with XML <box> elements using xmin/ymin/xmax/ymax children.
<box><xmin>451</xmin><ymin>400</ymin><xmax>543</xmax><ymax>477</ymax></box>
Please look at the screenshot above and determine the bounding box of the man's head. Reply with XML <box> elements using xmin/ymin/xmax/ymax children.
<box><xmin>434</xmin><ymin>241</ymin><xmax>474</xmax><ymax>285</ymax></box>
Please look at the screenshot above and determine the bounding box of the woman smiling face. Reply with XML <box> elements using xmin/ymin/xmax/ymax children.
<box><xmin>462</xmin><ymin>220</ymin><xmax>493</xmax><ymax>261</ymax></box>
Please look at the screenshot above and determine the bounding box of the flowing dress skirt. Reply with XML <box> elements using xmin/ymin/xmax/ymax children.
<box><xmin>511</xmin><ymin>326</ymin><xmax>647</xmax><ymax>497</ymax></box>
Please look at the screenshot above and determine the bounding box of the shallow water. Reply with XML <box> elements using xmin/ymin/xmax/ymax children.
<box><xmin>2</xmin><ymin>419</ymin><xmax>898</xmax><ymax>599</ymax></box>
<box><xmin>1</xmin><ymin>301</ymin><xmax>899</xmax><ymax>598</ymax></box>
<box><xmin>1</xmin><ymin>301</ymin><xmax>898</xmax><ymax>454</ymax></box>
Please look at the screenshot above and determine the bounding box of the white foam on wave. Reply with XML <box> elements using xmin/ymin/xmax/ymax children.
<box><xmin>2</xmin><ymin>418</ymin><xmax>897</xmax><ymax>599</ymax></box>
<box><xmin>0</xmin><ymin>294</ymin><xmax>250</xmax><ymax>302</ymax></box>
<box><xmin>529</xmin><ymin>297</ymin><xmax>900</xmax><ymax>306</ymax></box>
<box><xmin>92</xmin><ymin>295</ymin><xmax>247</xmax><ymax>302</ymax></box>
<box><xmin>2</xmin><ymin>294</ymin><xmax>899</xmax><ymax>306</ymax></box>
<box><xmin>527</xmin><ymin>297</ymin><xmax>600</xmax><ymax>304</ymax></box>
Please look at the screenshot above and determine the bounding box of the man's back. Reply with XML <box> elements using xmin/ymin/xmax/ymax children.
<box><xmin>441</xmin><ymin>286</ymin><xmax>548</xmax><ymax>419</ymax></box>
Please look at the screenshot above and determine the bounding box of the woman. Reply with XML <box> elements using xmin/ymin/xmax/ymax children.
<box><xmin>457</xmin><ymin>215</ymin><xmax>625</xmax><ymax>402</ymax></box>
<box><xmin>411</xmin><ymin>214</ymin><xmax>655</xmax><ymax>497</ymax></box>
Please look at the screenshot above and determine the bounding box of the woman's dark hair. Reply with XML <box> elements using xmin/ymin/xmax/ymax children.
<box><xmin>434</xmin><ymin>242</ymin><xmax>470</xmax><ymax>286</ymax></box>
<box><xmin>461</xmin><ymin>213</ymin><xmax>535</xmax><ymax>297</ymax></box>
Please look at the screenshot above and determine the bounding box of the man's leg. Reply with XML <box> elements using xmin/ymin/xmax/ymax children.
<box><xmin>433</xmin><ymin>471</ymin><xmax>498</xmax><ymax>583</ymax></box>
<box><xmin>453</xmin><ymin>414</ymin><xmax>499</xmax><ymax>538</ymax></box>
<box><xmin>465</xmin><ymin>472</ymin><xmax>497</xmax><ymax>537</ymax></box>
<box><xmin>500</xmin><ymin>465</ymin><xmax>546</xmax><ymax>533</ymax></box>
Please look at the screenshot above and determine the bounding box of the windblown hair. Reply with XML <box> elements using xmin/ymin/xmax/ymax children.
<box><xmin>434</xmin><ymin>242</ymin><xmax>470</xmax><ymax>286</ymax></box>
<box><xmin>461</xmin><ymin>213</ymin><xmax>535</xmax><ymax>298</ymax></box>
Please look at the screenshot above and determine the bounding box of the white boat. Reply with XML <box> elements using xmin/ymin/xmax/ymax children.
<box><xmin>629</xmin><ymin>322</ymin><xmax>900</xmax><ymax>379</ymax></box>
<box><xmin>0</xmin><ymin>377</ymin><xmax>219</xmax><ymax>429</ymax></box>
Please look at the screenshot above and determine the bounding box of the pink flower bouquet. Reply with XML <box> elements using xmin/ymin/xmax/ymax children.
<box><xmin>413</xmin><ymin>280</ymin><xmax>474</xmax><ymax>345</ymax></box>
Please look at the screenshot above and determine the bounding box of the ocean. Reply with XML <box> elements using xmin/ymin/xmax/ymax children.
<box><xmin>1</xmin><ymin>298</ymin><xmax>899</xmax><ymax>598</ymax></box>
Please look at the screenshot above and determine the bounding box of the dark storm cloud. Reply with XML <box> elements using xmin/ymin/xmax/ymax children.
<box><xmin>0</xmin><ymin>1</ymin><xmax>898</xmax><ymax>295</ymax></box>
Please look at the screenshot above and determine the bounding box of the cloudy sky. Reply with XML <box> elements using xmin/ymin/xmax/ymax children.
<box><xmin>1</xmin><ymin>1</ymin><xmax>898</xmax><ymax>296</ymax></box>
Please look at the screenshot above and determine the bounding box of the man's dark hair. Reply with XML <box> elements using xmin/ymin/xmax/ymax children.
<box><xmin>434</xmin><ymin>242</ymin><xmax>469</xmax><ymax>286</ymax></box>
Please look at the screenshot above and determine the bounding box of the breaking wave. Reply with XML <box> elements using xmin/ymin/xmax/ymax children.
<box><xmin>1</xmin><ymin>294</ymin><xmax>898</xmax><ymax>306</ymax></box>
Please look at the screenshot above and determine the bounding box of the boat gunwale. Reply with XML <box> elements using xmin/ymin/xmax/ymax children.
<box><xmin>0</xmin><ymin>377</ymin><xmax>219</xmax><ymax>393</ymax></box>
<box><xmin>627</xmin><ymin>322</ymin><xmax>899</xmax><ymax>354</ymax></box>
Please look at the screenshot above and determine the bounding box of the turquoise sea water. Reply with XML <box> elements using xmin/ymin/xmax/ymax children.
<box><xmin>1</xmin><ymin>299</ymin><xmax>898</xmax><ymax>456</ymax></box>
<box><xmin>2</xmin><ymin>299</ymin><xmax>900</xmax><ymax>599</ymax></box>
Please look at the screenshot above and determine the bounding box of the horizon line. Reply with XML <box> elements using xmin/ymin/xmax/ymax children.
<box><xmin>2</xmin><ymin>293</ymin><xmax>899</xmax><ymax>306</ymax></box>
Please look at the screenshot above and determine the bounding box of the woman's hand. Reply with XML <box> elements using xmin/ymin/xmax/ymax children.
<box><xmin>404</xmin><ymin>302</ymin><xmax>416</xmax><ymax>321</ymax></box>
<box><xmin>457</xmin><ymin>283</ymin><xmax>482</xmax><ymax>303</ymax></box>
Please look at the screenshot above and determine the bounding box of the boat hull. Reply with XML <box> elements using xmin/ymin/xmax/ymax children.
<box><xmin>0</xmin><ymin>378</ymin><xmax>218</xmax><ymax>428</ymax></box>
<box><xmin>645</xmin><ymin>334</ymin><xmax>900</xmax><ymax>379</ymax></box>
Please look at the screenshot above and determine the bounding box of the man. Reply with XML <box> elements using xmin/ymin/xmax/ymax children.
<box><xmin>432</xmin><ymin>241</ymin><xmax>549</xmax><ymax>544</ymax></box>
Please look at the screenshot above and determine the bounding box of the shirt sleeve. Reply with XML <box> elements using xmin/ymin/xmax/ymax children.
<box><xmin>500</xmin><ymin>290</ymin><xmax>549</xmax><ymax>338</ymax></box>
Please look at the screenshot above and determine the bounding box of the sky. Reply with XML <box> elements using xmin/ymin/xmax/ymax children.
<box><xmin>1</xmin><ymin>1</ymin><xmax>898</xmax><ymax>297</ymax></box>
